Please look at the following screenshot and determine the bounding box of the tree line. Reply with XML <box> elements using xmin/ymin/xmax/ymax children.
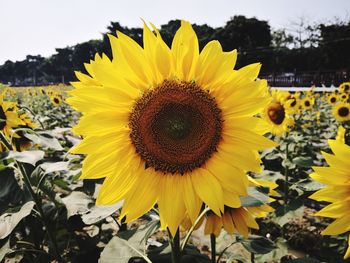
<box><xmin>0</xmin><ymin>15</ymin><xmax>349</xmax><ymax>86</ymax></box>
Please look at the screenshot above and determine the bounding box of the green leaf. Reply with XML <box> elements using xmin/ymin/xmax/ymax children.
<box><xmin>81</xmin><ymin>201</ymin><xmax>123</xmax><ymax>225</ymax></box>
<box><xmin>283</xmin><ymin>258</ymin><xmax>321</xmax><ymax>263</ymax></box>
<box><xmin>274</xmin><ymin>206</ymin><xmax>305</xmax><ymax>226</ymax></box>
<box><xmin>298</xmin><ymin>181</ymin><xmax>324</xmax><ymax>191</ymax></box>
<box><xmin>24</xmin><ymin>132</ymin><xmax>63</xmax><ymax>151</ymax></box>
<box><xmin>255</xmin><ymin>237</ymin><xmax>288</xmax><ymax>262</ymax></box>
<box><xmin>7</xmin><ymin>150</ymin><xmax>44</xmax><ymax>165</ymax></box>
<box><xmin>240</xmin><ymin>186</ymin><xmax>270</xmax><ymax>207</ymax></box>
<box><xmin>0</xmin><ymin>201</ymin><xmax>35</xmax><ymax>239</ymax></box>
<box><xmin>0</xmin><ymin>240</ymin><xmax>13</xmax><ymax>261</ymax></box>
<box><xmin>99</xmin><ymin>236</ymin><xmax>151</xmax><ymax>263</ymax></box>
<box><xmin>40</xmin><ymin>161</ymin><xmax>69</xmax><ymax>174</ymax></box>
<box><xmin>61</xmin><ymin>191</ymin><xmax>92</xmax><ymax>218</ymax></box>
<box><xmin>237</xmin><ymin>235</ymin><xmax>276</xmax><ymax>254</ymax></box>
<box><xmin>292</xmin><ymin>156</ymin><xmax>314</xmax><ymax>167</ymax></box>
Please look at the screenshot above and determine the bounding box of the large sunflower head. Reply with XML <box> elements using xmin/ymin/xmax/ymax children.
<box><xmin>309</xmin><ymin>139</ymin><xmax>350</xmax><ymax>259</ymax></box>
<box><xmin>262</xmin><ymin>90</ymin><xmax>294</xmax><ymax>136</ymax></box>
<box><xmin>339</xmin><ymin>82</ymin><xmax>350</xmax><ymax>94</ymax></box>
<box><xmin>332</xmin><ymin>103</ymin><xmax>350</xmax><ymax>122</ymax></box>
<box><xmin>68</xmin><ymin>21</ymin><xmax>276</xmax><ymax>235</ymax></box>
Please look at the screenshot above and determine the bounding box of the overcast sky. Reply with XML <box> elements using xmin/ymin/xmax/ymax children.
<box><xmin>0</xmin><ymin>0</ymin><xmax>349</xmax><ymax>64</ymax></box>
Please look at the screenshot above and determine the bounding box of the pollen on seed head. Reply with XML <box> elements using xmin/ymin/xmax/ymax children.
<box><xmin>129</xmin><ymin>80</ymin><xmax>223</xmax><ymax>174</ymax></box>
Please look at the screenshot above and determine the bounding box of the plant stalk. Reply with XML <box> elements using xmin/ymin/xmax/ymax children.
<box><xmin>283</xmin><ymin>136</ymin><xmax>289</xmax><ymax>215</ymax></box>
<box><xmin>210</xmin><ymin>234</ymin><xmax>216</xmax><ymax>263</ymax></box>
<box><xmin>0</xmin><ymin>132</ymin><xmax>61</xmax><ymax>262</ymax></box>
<box><xmin>168</xmin><ymin>229</ymin><xmax>181</xmax><ymax>263</ymax></box>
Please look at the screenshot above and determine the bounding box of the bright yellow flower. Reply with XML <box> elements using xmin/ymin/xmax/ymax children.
<box><xmin>339</xmin><ymin>82</ymin><xmax>350</xmax><ymax>93</ymax></box>
<box><xmin>309</xmin><ymin>139</ymin><xmax>350</xmax><ymax>259</ymax></box>
<box><xmin>340</xmin><ymin>93</ymin><xmax>349</xmax><ymax>102</ymax></box>
<box><xmin>332</xmin><ymin>103</ymin><xmax>350</xmax><ymax>122</ymax></box>
<box><xmin>262</xmin><ymin>90</ymin><xmax>294</xmax><ymax>135</ymax></box>
<box><xmin>284</xmin><ymin>96</ymin><xmax>300</xmax><ymax>114</ymax></box>
<box><xmin>67</xmin><ymin>21</ymin><xmax>276</xmax><ymax>235</ymax></box>
<box><xmin>336</xmin><ymin>126</ymin><xmax>345</xmax><ymax>143</ymax></box>
<box><xmin>301</xmin><ymin>97</ymin><xmax>315</xmax><ymax>110</ymax></box>
<box><xmin>328</xmin><ymin>94</ymin><xmax>338</xmax><ymax>105</ymax></box>
<box><xmin>0</xmin><ymin>95</ymin><xmax>23</xmax><ymax>138</ymax></box>
<box><xmin>204</xmin><ymin>178</ymin><xmax>276</xmax><ymax>237</ymax></box>
<box><xmin>50</xmin><ymin>94</ymin><xmax>63</xmax><ymax>106</ymax></box>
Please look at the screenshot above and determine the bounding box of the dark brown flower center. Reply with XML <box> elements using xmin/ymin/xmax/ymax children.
<box><xmin>54</xmin><ymin>98</ymin><xmax>60</xmax><ymax>104</ymax></box>
<box><xmin>338</xmin><ymin>107</ymin><xmax>349</xmax><ymax>117</ymax></box>
<box><xmin>304</xmin><ymin>100</ymin><xmax>310</xmax><ymax>107</ymax></box>
<box><xmin>129</xmin><ymin>80</ymin><xmax>223</xmax><ymax>174</ymax></box>
<box><xmin>290</xmin><ymin>99</ymin><xmax>297</xmax><ymax>107</ymax></box>
<box><xmin>330</xmin><ymin>97</ymin><xmax>336</xmax><ymax>103</ymax></box>
<box><xmin>0</xmin><ymin>106</ymin><xmax>7</xmax><ymax>130</ymax></box>
<box><xmin>267</xmin><ymin>102</ymin><xmax>285</xmax><ymax>125</ymax></box>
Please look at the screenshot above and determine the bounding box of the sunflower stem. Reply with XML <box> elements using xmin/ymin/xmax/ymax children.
<box><xmin>169</xmin><ymin>229</ymin><xmax>181</xmax><ymax>263</ymax></box>
<box><xmin>283</xmin><ymin>134</ymin><xmax>289</xmax><ymax>215</ymax></box>
<box><xmin>119</xmin><ymin>216</ymin><xmax>127</xmax><ymax>232</ymax></box>
<box><xmin>210</xmin><ymin>234</ymin><xmax>216</xmax><ymax>263</ymax></box>
<box><xmin>0</xmin><ymin>132</ymin><xmax>62</xmax><ymax>262</ymax></box>
<box><xmin>181</xmin><ymin>206</ymin><xmax>210</xmax><ymax>251</ymax></box>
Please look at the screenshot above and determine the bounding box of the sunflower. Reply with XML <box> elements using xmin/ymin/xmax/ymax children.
<box><xmin>12</xmin><ymin>112</ymin><xmax>38</xmax><ymax>151</ymax></box>
<box><xmin>301</xmin><ymin>97</ymin><xmax>315</xmax><ymax>110</ymax></box>
<box><xmin>68</xmin><ymin>21</ymin><xmax>276</xmax><ymax>235</ymax></box>
<box><xmin>204</xmin><ymin>179</ymin><xmax>276</xmax><ymax>237</ymax></box>
<box><xmin>339</xmin><ymin>82</ymin><xmax>350</xmax><ymax>93</ymax></box>
<box><xmin>336</xmin><ymin>126</ymin><xmax>346</xmax><ymax>143</ymax></box>
<box><xmin>0</xmin><ymin>95</ymin><xmax>23</xmax><ymax>138</ymax></box>
<box><xmin>262</xmin><ymin>90</ymin><xmax>294</xmax><ymax>135</ymax></box>
<box><xmin>340</xmin><ymin>93</ymin><xmax>349</xmax><ymax>102</ymax></box>
<box><xmin>50</xmin><ymin>94</ymin><xmax>62</xmax><ymax>106</ymax></box>
<box><xmin>309</xmin><ymin>139</ymin><xmax>350</xmax><ymax>259</ymax></box>
<box><xmin>332</xmin><ymin>103</ymin><xmax>350</xmax><ymax>122</ymax></box>
<box><xmin>40</xmin><ymin>88</ymin><xmax>46</xmax><ymax>95</ymax></box>
<box><xmin>328</xmin><ymin>94</ymin><xmax>338</xmax><ymax>105</ymax></box>
<box><xmin>284</xmin><ymin>95</ymin><xmax>300</xmax><ymax>114</ymax></box>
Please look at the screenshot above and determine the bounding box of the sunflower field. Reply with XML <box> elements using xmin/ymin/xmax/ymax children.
<box><xmin>0</xmin><ymin>22</ymin><xmax>350</xmax><ymax>263</ymax></box>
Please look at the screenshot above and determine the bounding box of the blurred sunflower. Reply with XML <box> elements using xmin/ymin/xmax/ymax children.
<box><xmin>332</xmin><ymin>103</ymin><xmax>350</xmax><ymax>122</ymax></box>
<box><xmin>40</xmin><ymin>88</ymin><xmax>46</xmax><ymax>95</ymax></box>
<box><xmin>68</xmin><ymin>21</ymin><xmax>276</xmax><ymax>235</ymax></box>
<box><xmin>0</xmin><ymin>95</ymin><xmax>23</xmax><ymax>138</ymax></box>
<box><xmin>262</xmin><ymin>90</ymin><xmax>294</xmax><ymax>135</ymax></box>
<box><xmin>284</xmin><ymin>96</ymin><xmax>300</xmax><ymax>113</ymax></box>
<box><xmin>50</xmin><ymin>94</ymin><xmax>62</xmax><ymax>107</ymax></box>
<box><xmin>328</xmin><ymin>94</ymin><xmax>338</xmax><ymax>105</ymax></box>
<box><xmin>336</xmin><ymin>126</ymin><xmax>346</xmax><ymax>143</ymax></box>
<box><xmin>12</xmin><ymin>112</ymin><xmax>38</xmax><ymax>151</ymax></box>
<box><xmin>309</xmin><ymin>139</ymin><xmax>350</xmax><ymax>259</ymax></box>
<box><xmin>339</xmin><ymin>82</ymin><xmax>350</xmax><ymax>93</ymax></box>
<box><xmin>340</xmin><ymin>93</ymin><xmax>349</xmax><ymax>102</ymax></box>
<box><xmin>204</xmin><ymin>179</ymin><xmax>277</xmax><ymax>237</ymax></box>
<box><xmin>301</xmin><ymin>97</ymin><xmax>315</xmax><ymax>110</ymax></box>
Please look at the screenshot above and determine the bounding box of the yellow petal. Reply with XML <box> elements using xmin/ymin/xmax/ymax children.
<box><xmin>191</xmin><ymin>168</ymin><xmax>224</xmax><ymax>216</ymax></box>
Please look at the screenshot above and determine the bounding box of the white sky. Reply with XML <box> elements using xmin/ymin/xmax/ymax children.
<box><xmin>0</xmin><ymin>0</ymin><xmax>349</xmax><ymax>64</ymax></box>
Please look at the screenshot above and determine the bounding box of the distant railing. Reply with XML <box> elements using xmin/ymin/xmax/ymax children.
<box><xmin>271</xmin><ymin>87</ymin><xmax>338</xmax><ymax>92</ymax></box>
<box><xmin>262</xmin><ymin>70</ymin><xmax>349</xmax><ymax>87</ymax></box>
